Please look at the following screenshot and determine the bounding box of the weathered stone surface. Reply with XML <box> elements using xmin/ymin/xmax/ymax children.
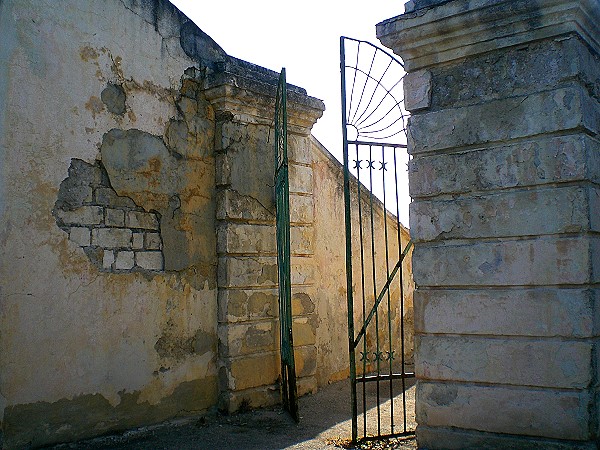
<box><xmin>102</xmin><ymin>250</ymin><xmax>115</xmax><ymax>270</ymax></box>
<box><xmin>289</xmin><ymin>194</ymin><xmax>314</xmax><ymax>224</ymax></box>
<box><xmin>414</xmin><ymin>288</ymin><xmax>597</xmax><ymax>338</ymax></box>
<box><xmin>92</xmin><ymin>228</ymin><xmax>132</xmax><ymax>248</ymax></box>
<box><xmin>218</xmin><ymin>256</ymin><xmax>314</xmax><ymax>288</ymax></box>
<box><xmin>291</xmin><ymin>292</ymin><xmax>315</xmax><ymax>316</ymax></box>
<box><xmin>413</xmin><ymin>237</ymin><xmax>597</xmax><ymax>287</ymax></box>
<box><xmin>217</xmin><ymin>289</ymin><xmax>278</xmax><ymax>323</ymax></box>
<box><xmin>132</xmin><ymin>232</ymin><xmax>144</xmax><ymax>249</ymax></box>
<box><xmin>218</xmin><ymin>223</ymin><xmax>276</xmax><ymax>255</ymax></box>
<box><xmin>294</xmin><ymin>345</ymin><xmax>317</xmax><ymax>378</ymax></box>
<box><xmin>416</xmin><ymin>381</ymin><xmax>592</xmax><ymax>440</ymax></box>
<box><xmin>403</xmin><ymin>69</ymin><xmax>432</xmax><ymax>111</ymax></box>
<box><xmin>219</xmin><ymin>321</ymin><xmax>276</xmax><ymax>357</ymax></box>
<box><xmin>292</xmin><ymin>317</ymin><xmax>317</xmax><ymax>347</ymax></box>
<box><xmin>408</xmin><ymin>86</ymin><xmax>600</xmax><ymax>154</ymax></box>
<box><xmin>216</xmin><ymin>190</ymin><xmax>274</xmax><ymax>222</ymax></box>
<box><xmin>408</xmin><ymin>134</ymin><xmax>600</xmax><ymax>198</ymax></box>
<box><xmin>416</xmin><ymin>335</ymin><xmax>593</xmax><ymax>388</ymax></box>
<box><xmin>228</xmin><ymin>352</ymin><xmax>279</xmax><ymax>391</ymax></box>
<box><xmin>68</xmin><ymin>227</ymin><xmax>91</xmax><ymax>246</ymax></box>
<box><xmin>144</xmin><ymin>232</ymin><xmax>162</xmax><ymax>250</ymax></box>
<box><xmin>127</xmin><ymin>211</ymin><xmax>159</xmax><ymax>230</ymax></box>
<box><xmin>56</xmin><ymin>206</ymin><xmax>103</xmax><ymax>226</ymax></box>
<box><xmin>416</xmin><ymin>425</ymin><xmax>596</xmax><ymax>450</ymax></box>
<box><xmin>410</xmin><ymin>186</ymin><xmax>591</xmax><ymax>241</ymax></box>
<box><xmin>135</xmin><ymin>251</ymin><xmax>163</xmax><ymax>271</ymax></box>
<box><xmin>114</xmin><ymin>251</ymin><xmax>134</xmax><ymax>270</ymax></box>
<box><xmin>100</xmin><ymin>83</ymin><xmax>126</xmax><ymax>115</ymax></box>
<box><xmin>289</xmin><ymin>164</ymin><xmax>313</xmax><ymax>194</ymax></box>
<box><xmin>105</xmin><ymin>208</ymin><xmax>125</xmax><ymax>227</ymax></box>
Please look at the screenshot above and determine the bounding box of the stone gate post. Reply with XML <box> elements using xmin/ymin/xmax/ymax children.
<box><xmin>203</xmin><ymin>59</ymin><xmax>324</xmax><ymax>412</ymax></box>
<box><xmin>378</xmin><ymin>0</ymin><xmax>600</xmax><ymax>447</ymax></box>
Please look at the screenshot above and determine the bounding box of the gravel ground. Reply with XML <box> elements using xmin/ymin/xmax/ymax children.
<box><xmin>52</xmin><ymin>379</ymin><xmax>417</xmax><ymax>450</ymax></box>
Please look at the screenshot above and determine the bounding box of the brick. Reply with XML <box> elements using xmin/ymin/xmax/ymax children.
<box><xmin>56</xmin><ymin>206</ymin><xmax>103</xmax><ymax>226</ymax></box>
<box><xmin>416</xmin><ymin>335</ymin><xmax>593</xmax><ymax>388</ymax></box>
<box><xmin>144</xmin><ymin>232</ymin><xmax>162</xmax><ymax>250</ymax></box>
<box><xmin>102</xmin><ymin>250</ymin><xmax>115</xmax><ymax>269</ymax></box>
<box><xmin>105</xmin><ymin>208</ymin><xmax>125</xmax><ymax>227</ymax></box>
<box><xmin>114</xmin><ymin>251</ymin><xmax>134</xmax><ymax>270</ymax></box>
<box><xmin>127</xmin><ymin>211</ymin><xmax>159</xmax><ymax>230</ymax></box>
<box><xmin>408</xmin><ymin>86</ymin><xmax>600</xmax><ymax>154</ymax></box>
<box><xmin>417</xmin><ymin>381</ymin><xmax>591</xmax><ymax>440</ymax></box>
<box><xmin>413</xmin><ymin>237</ymin><xmax>595</xmax><ymax>287</ymax></box>
<box><xmin>414</xmin><ymin>288</ymin><xmax>596</xmax><ymax>338</ymax></box>
<box><xmin>92</xmin><ymin>228</ymin><xmax>132</xmax><ymax>248</ymax></box>
<box><xmin>135</xmin><ymin>251</ymin><xmax>163</xmax><ymax>271</ymax></box>
<box><xmin>408</xmin><ymin>134</ymin><xmax>600</xmax><ymax>198</ymax></box>
<box><xmin>132</xmin><ymin>232</ymin><xmax>143</xmax><ymax>249</ymax></box>
<box><xmin>409</xmin><ymin>186</ymin><xmax>590</xmax><ymax>241</ymax></box>
<box><xmin>68</xmin><ymin>227</ymin><xmax>90</xmax><ymax>246</ymax></box>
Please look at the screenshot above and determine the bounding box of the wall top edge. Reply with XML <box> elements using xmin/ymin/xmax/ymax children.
<box><xmin>377</xmin><ymin>0</ymin><xmax>600</xmax><ymax>70</ymax></box>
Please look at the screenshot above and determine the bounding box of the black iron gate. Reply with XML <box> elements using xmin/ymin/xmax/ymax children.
<box><xmin>340</xmin><ymin>36</ymin><xmax>414</xmax><ymax>441</ymax></box>
<box><xmin>274</xmin><ymin>68</ymin><xmax>299</xmax><ymax>422</ymax></box>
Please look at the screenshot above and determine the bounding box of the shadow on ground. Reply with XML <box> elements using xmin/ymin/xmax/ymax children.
<box><xmin>50</xmin><ymin>379</ymin><xmax>416</xmax><ymax>450</ymax></box>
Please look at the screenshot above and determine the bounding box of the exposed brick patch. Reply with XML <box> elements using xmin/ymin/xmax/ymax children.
<box><xmin>53</xmin><ymin>159</ymin><xmax>164</xmax><ymax>273</ymax></box>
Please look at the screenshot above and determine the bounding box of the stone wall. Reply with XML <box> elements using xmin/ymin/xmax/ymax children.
<box><xmin>378</xmin><ymin>0</ymin><xmax>600</xmax><ymax>447</ymax></box>
<box><xmin>0</xmin><ymin>0</ymin><xmax>414</xmax><ymax>447</ymax></box>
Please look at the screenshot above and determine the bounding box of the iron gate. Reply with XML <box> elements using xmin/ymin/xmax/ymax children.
<box><xmin>274</xmin><ymin>68</ymin><xmax>299</xmax><ymax>422</ymax></box>
<box><xmin>340</xmin><ymin>36</ymin><xmax>414</xmax><ymax>442</ymax></box>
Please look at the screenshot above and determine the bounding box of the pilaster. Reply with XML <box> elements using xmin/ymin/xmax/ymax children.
<box><xmin>203</xmin><ymin>57</ymin><xmax>324</xmax><ymax>411</ymax></box>
<box><xmin>378</xmin><ymin>0</ymin><xmax>600</xmax><ymax>447</ymax></box>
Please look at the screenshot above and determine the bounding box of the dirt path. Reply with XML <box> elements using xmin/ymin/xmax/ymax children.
<box><xmin>53</xmin><ymin>379</ymin><xmax>416</xmax><ymax>450</ymax></box>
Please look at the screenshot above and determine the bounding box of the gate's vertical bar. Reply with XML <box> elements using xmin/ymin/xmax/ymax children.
<box><xmin>355</xmin><ymin>143</ymin><xmax>368</xmax><ymax>438</ymax></box>
<box><xmin>381</xmin><ymin>144</ymin><xmax>395</xmax><ymax>435</ymax></box>
<box><xmin>393</xmin><ymin>147</ymin><xmax>407</xmax><ymax>432</ymax></box>
<box><xmin>340</xmin><ymin>36</ymin><xmax>358</xmax><ymax>443</ymax></box>
<box><xmin>367</xmin><ymin>144</ymin><xmax>381</xmax><ymax>436</ymax></box>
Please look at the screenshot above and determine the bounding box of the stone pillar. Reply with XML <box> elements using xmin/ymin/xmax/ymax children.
<box><xmin>203</xmin><ymin>58</ymin><xmax>324</xmax><ymax>412</ymax></box>
<box><xmin>378</xmin><ymin>0</ymin><xmax>600</xmax><ymax>447</ymax></box>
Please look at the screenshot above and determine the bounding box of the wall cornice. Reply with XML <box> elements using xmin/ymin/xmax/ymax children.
<box><xmin>377</xmin><ymin>0</ymin><xmax>600</xmax><ymax>71</ymax></box>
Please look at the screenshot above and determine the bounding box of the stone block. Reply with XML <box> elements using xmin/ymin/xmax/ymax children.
<box><xmin>222</xmin><ymin>385</ymin><xmax>280</xmax><ymax>413</ymax></box>
<box><xmin>105</xmin><ymin>208</ymin><xmax>125</xmax><ymax>227</ymax></box>
<box><xmin>289</xmin><ymin>134</ymin><xmax>312</xmax><ymax>164</ymax></box>
<box><xmin>290</xmin><ymin>226</ymin><xmax>313</xmax><ymax>255</ymax></box>
<box><xmin>409</xmin><ymin>186</ymin><xmax>590</xmax><ymax>241</ymax></box>
<box><xmin>132</xmin><ymin>232</ymin><xmax>144</xmax><ymax>249</ymax></box>
<box><xmin>289</xmin><ymin>194</ymin><xmax>314</xmax><ymax>224</ymax></box>
<box><xmin>228</xmin><ymin>352</ymin><xmax>279</xmax><ymax>391</ymax></box>
<box><xmin>296</xmin><ymin>375</ymin><xmax>317</xmax><ymax>397</ymax></box>
<box><xmin>218</xmin><ymin>289</ymin><xmax>278</xmax><ymax>323</ymax></box>
<box><xmin>291</xmin><ymin>292</ymin><xmax>315</xmax><ymax>316</ymax></box>
<box><xmin>135</xmin><ymin>251</ymin><xmax>163</xmax><ymax>271</ymax></box>
<box><xmin>102</xmin><ymin>250</ymin><xmax>115</xmax><ymax>270</ymax></box>
<box><xmin>69</xmin><ymin>227</ymin><xmax>91</xmax><ymax>246</ymax></box>
<box><xmin>218</xmin><ymin>256</ymin><xmax>314</xmax><ymax>288</ymax></box>
<box><xmin>414</xmin><ymin>288</ymin><xmax>596</xmax><ymax>338</ymax></box>
<box><xmin>92</xmin><ymin>228</ymin><xmax>132</xmax><ymax>248</ymax></box>
<box><xmin>114</xmin><ymin>251</ymin><xmax>134</xmax><ymax>270</ymax></box>
<box><xmin>412</xmin><ymin>237</ymin><xmax>595</xmax><ymax>287</ymax></box>
<box><xmin>416</xmin><ymin>381</ymin><xmax>591</xmax><ymax>440</ymax></box>
<box><xmin>294</xmin><ymin>345</ymin><xmax>317</xmax><ymax>378</ymax></box>
<box><xmin>144</xmin><ymin>232</ymin><xmax>162</xmax><ymax>250</ymax></box>
<box><xmin>416</xmin><ymin>335</ymin><xmax>593</xmax><ymax>388</ymax></box>
<box><xmin>289</xmin><ymin>164</ymin><xmax>313</xmax><ymax>194</ymax></box>
<box><xmin>218</xmin><ymin>223</ymin><xmax>276</xmax><ymax>255</ymax></box>
<box><xmin>56</xmin><ymin>206</ymin><xmax>103</xmax><ymax>226</ymax></box>
<box><xmin>216</xmin><ymin>190</ymin><xmax>274</xmax><ymax>222</ymax></box>
<box><xmin>408</xmin><ymin>134</ymin><xmax>600</xmax><ymax>198</ymax></box>
<box><xmin>126</xmin><ymin>211</ymin><xmax>159</xmax><ymax>230</ymax></box>
<box><xmin>292</xmin><ymin>317</ymin><xmax>316</xmax><ymax>346</ymax></box>
<box><xmin>408</xmin><ymin>86</ymin><xmax>600</xmax><ymax>154</ymax></box>
<box><xmin>404</xmin><ymin>69</ymin><xmax>432</xmax><ymax>111</ymax></box>
<box><xmin>219</xmin><ymin>321</ymin><xmax>276</xmax><ymax>357</ymax></box>
<box><xmin>416</xmin><ymin>425</ymin><xmax>596</xmax><ymax>450</ymax></box>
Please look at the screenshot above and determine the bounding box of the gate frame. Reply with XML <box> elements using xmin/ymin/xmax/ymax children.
<box><xmin>340</xmin><ymin>36</ymin><xmax>414</xmax><ymax>442</ymax></box>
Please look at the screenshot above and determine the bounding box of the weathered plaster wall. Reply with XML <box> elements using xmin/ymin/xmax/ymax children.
<box><xmin>0</xmin><ymin>0</ymin><xmax>222</xmax><ymax>447</ymax></box>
